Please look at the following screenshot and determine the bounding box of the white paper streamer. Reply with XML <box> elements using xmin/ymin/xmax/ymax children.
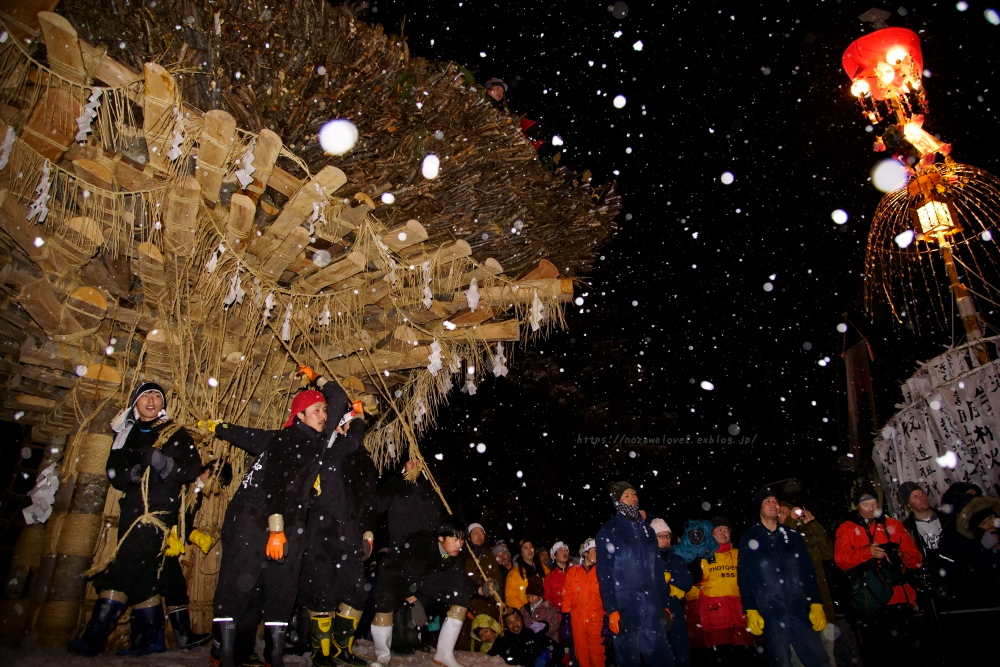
<box><xmin>529</xmin><ymin>290</ymin><xmax>547</xmax><ymax>332</ymax></box>
<box><xmin>26</xmin><ymin>161</ymin><xmax>52</xmax><ymax>223</ymax></box>
<box><xmin>0</xmin><ymin>126</ymin><xmax>14</xmax><ymax>170</ymax></box>
<box><xmin>318</xmin><ymin>304</ymin><xmax>331</xmax><ymax>326</ymax></box>
<box><xmin>422</xmin><ymin>260</ymin><xmax>433</xmax><ymax>308</ymax></box>
<box><xmin>75</xmin><ymin>88</ymin><xmax>103</xmax><ymax>142</ymax></box>
<box><xmin>493</xmin><ymin>342</ymin><xmax>508</xmax><ymax>377</ymax></box>
<box><xmin>23</xmin><ymin>463</ymin><xmax>59</xmax><ymax>525</ymax></box>
<box><xmin>262</xmin><ymin>292</ymin><xmax>276</xmax><ymax>319</ymax></box>
<box><xmin>427</xmin><ymin>340</ymin><xmax>443</xmax><ymax>376</ymax></box>
<box><xmin>462</xmin><ymin>379</ymin><xmax>477</xmax><ymax>395</ymax></box>
<box><xmin>166</xmin><ymin>107</ymin><xmax>185</xmax><ymax>161</ymax></box>
<box><xmin>223</xmin><ymin>271</ymin><xmax>246</xmax><ymax>306</ymax></box>
<box><xmin>235</xmin><ymin>138</ymin><xmax>257</xmax><ymax>188</ymax></box>
<box><xmin>281</xmin><ymin>302</ymin><xmax>293</xmax><ymax>341</ymax></box>
<box><xmin>466</xmin><ymin>277</ymin><xmax>480</xmax><ymax>312</ymax></box>
<box><xmin>205</xmin><ymin>243</ymin><xmax>226</xmax><ymax>273</ymax></box>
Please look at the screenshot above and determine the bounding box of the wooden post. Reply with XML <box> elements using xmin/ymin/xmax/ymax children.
<box><xmin>21</xmin><ymin>88</ymin><xmax>82</xmax><ymax>163</ymax></box>
<box><xmin>142</xmin><ymin>63</ymin><xmax>177</xmax><ymax>172</ymax></box>
<box><xmin>225</xmin><ymin>194</ymin><xmax>255</xmax><ymax>258</ymax></box>
<box><xmin>196</xmin><ymin>110</ymin><xmax>237</xmax><ymax>202</ymax></box>
<box><xmin>163</xmin><ymin>176</ymin><xmax>201</xmax><ymax>257</ymax></box>
<box><xmin>242</xmin><ymin>129</ymin><xmax>282</xmax><ymax>204</ymax></box>
<box><xmin>37</xmin><ymin>12</ymin><xmax>86</xmax><ymax>82</ymax></box>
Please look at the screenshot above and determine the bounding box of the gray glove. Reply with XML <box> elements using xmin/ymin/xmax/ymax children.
<box><xmin>146</xmin><ymin>449</ymin><xmax>175</xmax><ymax>479</ymax></box>
<box><xmin>481</xmin><ymin>577</ymin><xmax>500</xmax><ymax>598</ymax></box>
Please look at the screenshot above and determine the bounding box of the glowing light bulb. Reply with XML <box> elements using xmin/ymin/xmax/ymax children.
<box><xmin>886</xmin><ymin>48</ymin><xmax>908</xmax><ymax>66</ymax></box>
<box><xmin>877</xmin><ymin>61</ymin><xmax>896</xmax><ymax>84</ymax></box>
<box><xmin>850</xmin><ymin>79</ymin><xmax>870</xmax><ymax>97</ymax></box>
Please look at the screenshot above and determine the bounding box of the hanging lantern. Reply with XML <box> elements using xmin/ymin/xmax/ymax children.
<box><xmin>908</xmin><ymin>172</ymin><xmax>960</xmax><ymax>238</ymax></box>
<box><xmin>842</xmin><ymin>28</ymin><xmax>927</xmax><ymax>126</ymax></box>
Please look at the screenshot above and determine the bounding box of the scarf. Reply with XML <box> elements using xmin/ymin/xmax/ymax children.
<box><xmin>615</xmin><ymin>501</ymin><xmax>642</xmax><ymax>522</ymax></box>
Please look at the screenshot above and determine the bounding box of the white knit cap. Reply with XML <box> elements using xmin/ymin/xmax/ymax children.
<box><xmin>580</xmin><ymin>538</ymin><xmax>596</xmax><ymax>557</ymax></box>
<box><xmin>551</xmin><ymin>541</ymin><xmax>568</xmax><ymax>556</ymax></box>
<box><xmin>467</xmin><ymin>522</ymin><xmax>485</xmax><ymax>535</ymax></box>
<box><xmin>650</xmin><ymin>518</ymin><xmax>671</xmax><ymax>534</ymax></box>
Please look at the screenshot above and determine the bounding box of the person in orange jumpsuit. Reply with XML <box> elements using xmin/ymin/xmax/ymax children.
<box><xmin>560</xmin><ymin>538</ymin><xmax>605</xmax><ymax>667</ymax></box>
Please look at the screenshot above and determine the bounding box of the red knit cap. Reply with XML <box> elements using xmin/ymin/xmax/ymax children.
<box><xmin>283</xmin><ymin>390</ymin><xmax>326</xmax><ymax>428</ymax></box>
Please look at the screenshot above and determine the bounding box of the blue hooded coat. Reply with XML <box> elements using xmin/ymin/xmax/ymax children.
<box><xmin>597</xmin><ymin>511</ymin><xmax>674</xmax><ymax>666</ymax></box>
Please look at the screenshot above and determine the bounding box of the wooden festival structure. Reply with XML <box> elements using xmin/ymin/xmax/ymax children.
<box><xmin>0</xmin><ymin>1</ymin><xmax>618</xmax><ymax>648</ymax></box>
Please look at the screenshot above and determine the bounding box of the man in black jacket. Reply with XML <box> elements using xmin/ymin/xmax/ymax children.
<box><xmin>211</xmin><ymin>389</ymin><xmax>329</xmax><ymax>667</ymax></box>
<box><xmin>370</xmin><ymin>516</ymin><xmax>478</xmax><ymax>667</ymax></box>
<box><xmin>377</xmin><ymin>459</ymin><xmax>445</xmax><ymax>553</ymax></box>
<box><xmin>69</xmin><ymin>383</ymin><xmax>202</xmax><ymax>657</ymax></box>
<box><xmin>488</xmin><ymin>607</ymin><xmax>554</xmax><ymax>666</ymax></box>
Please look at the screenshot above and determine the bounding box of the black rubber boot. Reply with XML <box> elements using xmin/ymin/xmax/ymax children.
<box><xmin>211</xmin><ymin>618</ymin><xmax>238</xmax><ymax>667</ymax></box>
<box><xmin>331</xmin><ymin>614</ymin><xmax>367</xmax><ymax>666</ymax></box>
<box><xmin>117</xmin><ymin>604</ymin><xmax>166</xmax><ymax>656</ymax></box>
<box><xmin>309</xmin><ymin>614</ymin><xmax>335</xmax><ymax>667</ymax></box>
<box><xmin>392</xmin><ymin>608</ymin><xmax>414</xmax><ymax>656</ymax></box>
<box><xmin>264</xmin><ymin>623</ymin><xmax>288</xmax><ymax>667</ymax></box>
<box><xmin>167</xmin><ymin>606</ymin><xmax>211</xmax><ymax>648</ymax></box>
<box><xmin>67</xmin><ymin>598</ymin><xmax>126</xmax><ymax>657</ymax></box>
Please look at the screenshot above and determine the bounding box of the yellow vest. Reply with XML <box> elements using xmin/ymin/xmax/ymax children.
<box><xmin>685</xmin><ymin>547</ymin><xmax>740</xmax><ymax>600</ymax></box>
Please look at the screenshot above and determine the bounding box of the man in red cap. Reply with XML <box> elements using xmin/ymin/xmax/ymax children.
<box><xmin>210</xmin><ymin>389</ymin><xmax>328</xmax><ymax>667</ymax></box>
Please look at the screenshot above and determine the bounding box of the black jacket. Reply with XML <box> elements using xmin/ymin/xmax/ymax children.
<box><xmin>106</xmin><ymin>420</ymin><xmax>201</xmax><ymax>529</ymax></box>
<box><xmin>487</xmin><ymin>625</ymin><xmax>550</xmax><ymax>665</ymax></box>
<box><xmin>377</xmin><ymin>473</ymin><xmax>445</xmax><ymax>549</ymax></box>
<box><xmin>220</xmin><ymin>420</ymin><xmax>327</xmax><ymax>542</ymax></box>
<box><xmin>309</xmin><ymin>416</ymin><xmax>378</xmax><ymax>547</ymax></box>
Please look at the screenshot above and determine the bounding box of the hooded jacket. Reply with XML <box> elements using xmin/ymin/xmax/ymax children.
<box><xmin>834</xmin><ymin>512</ymin><xmax>922</xmax><ymax>607</ymax></box>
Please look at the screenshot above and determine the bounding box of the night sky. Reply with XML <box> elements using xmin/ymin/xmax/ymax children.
<box><xmin>360</xmin><ymin>1</ymin><xmax>1000</xmax><ymax>548</ymax></box>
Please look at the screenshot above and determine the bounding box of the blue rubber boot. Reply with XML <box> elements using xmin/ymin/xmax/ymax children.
<box><xmin>68</xmin><ymin>598</ymin><xmax>126</xmax><ymax>656</ymax></box>
<box><xmin>117</xmin><ymin>603</ymin><xmax>166</xmax><ymax>656</ymax></box>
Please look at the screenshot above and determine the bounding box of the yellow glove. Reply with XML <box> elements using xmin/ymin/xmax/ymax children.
<box><xmin>664</xmin><ymin>572</ymin><xmax>672</xmax><ymax>583</ymax></box>
<box><xmin>808</xmin><ymin>603</ymin><xmax>827</xmax><ymax>632</ymax></box>
<box><xmin>197</xmin><ymin>419</ymin><xmax>222</xmax><ymax>434</ymax></box>
<box><xmin>669</xmin><ymin>585</ymin><xmax>685</xmax><ymax>599</ymax></box>
<box><xmin>746</xmin><ymin>609</ymin><xmax>764</xmax><ymax>636</ymax></box>
<box><xmin>189</xmin><ymin>528</ymin><xmax>213</xmax><ymax>555</ymax></box>
<box><xmin>165</xmin><ymin>525</ymin><xmax>185</xmax><ymax>557</ymax></box>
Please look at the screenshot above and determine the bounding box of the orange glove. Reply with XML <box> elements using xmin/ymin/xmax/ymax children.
<box><xmin>298</xmin><ymin>365</ymin><xmax>319</xmax><ymax>382</ymax></box>
<box><xmin>608</xmin><ymin>610</ymin><xmax>621</xmax><ymax>635</ymax></box>
<box><xmin>266</xmin><ymin>531</ymin><xmax>287</xmax><ymax>561</ymax></box>
<box><xmin>351</xmin><ymin>400</ymin><xmax>364</xmax><ymax>415</ymax></box>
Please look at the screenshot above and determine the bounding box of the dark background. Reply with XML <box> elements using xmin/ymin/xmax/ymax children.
<box><xmin>361</xmin><ymin>0</ymin><xmax>1000</xmax><ymax>550</ymax></box>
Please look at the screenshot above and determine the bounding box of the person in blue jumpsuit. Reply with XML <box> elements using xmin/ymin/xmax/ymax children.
<box><xmin>651</xmin><ymin>518</ymin><xmax>694</xmax><ymax>667</ymax></box>
<box><xmin>737</xmin><ymin>489</ymin><xmax>829</xmax><ymax>667</ymax></box>
<box><xmin>596</xmin><ymin>481</ymin><xmax>674</xmax><ymax>667</ymax></box>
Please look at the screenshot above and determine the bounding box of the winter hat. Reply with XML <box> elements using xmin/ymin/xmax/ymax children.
<box><xmin>897</xmin><ymin>481</ymin><xmax>923</xmax><ymax>506</ymax></box>
<box><xmin>649</xmin><ymin>518</ymin><xmax>670</xmax><ymax>534</ymax></box>
<box><xmin>853</xmin><ymin>484</ymin><xmax>878</xmax><ymax>507</ymax></box>
<box><xmin>610</xmin><ymin>481</ymin><xmax>635</xmax><ymax>502</ymax></box>
<box><xmin>751</xmin><ymin>488</ymin><xmax>778</xmax><ymax>518</ymax></box>
<box><xmin>468</xmin><ymin>523</ymin><xmax>485</xmax><ymax>535</ymax></box>
<box><xmin>778</xmin><ymin>500</ymin><xmax>794</xmax><ymax>510</ymax></box>
<box><xmin>525</xmin><ymin>576</ymin><xmax>545</xmax><ymax>598</ymax></box>
<box><xmin>551</xmin><ymin>541</ymin><xmax>568</xmax><ymax>557</ymax></box>
<box><xmin>283</xmin><ymin>390</ymin><xmax>326</xmax><ymax>427</ymax></box>
<box><xmin>580</xmin><ymin>538</ymin><xmax>596</xmax><ymax>557</ymax></box>
<box><xmin>711</xmin><ymin>516</ymin><xmax>731</xmax><ymax>529</ymax></box>
<box><xmin>110</xmin><ymin>382</ymin><xmax>169</xmax><ymax>449</ymax></box>
<box><xmin>492</xmin><ymin>542</ymin><xmax>510</xmax><ymax>556</ymax></box>
<box><xmin>484</xmin><ymin>77</ymin><xmax>508</xmax><ymax>91</ymax></box>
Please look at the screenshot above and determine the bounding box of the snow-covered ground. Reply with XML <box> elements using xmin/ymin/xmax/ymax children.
<box><xmin>0</xmin><ymin>639</ymin><xmax>506</xmax><ymax>667</ymax></box>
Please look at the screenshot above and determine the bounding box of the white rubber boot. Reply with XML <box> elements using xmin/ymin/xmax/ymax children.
<box><xmin>369</xmin><ymin>624</ymin><xmax>392</xmax><ymax>667</ymax></box>
<box><xmin>432</xmin><ymin>617</ymin><xmax>465</xmax><ymax>667</ymax></box>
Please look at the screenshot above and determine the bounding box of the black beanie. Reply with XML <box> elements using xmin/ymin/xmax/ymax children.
<box><xmin>853</xmin><ymin>484</ymin><xmax>878</xmax><ymax>507</ymax></box>
<box><xmin>751</xmin><ymin>488</ymin><xmax>777</xmax><ymax>518</ymax></box>
<box><xmin>711</xmin><ymin>516</ymin><xmax>731</xmax><ymax>529</ymax></box>
<box><xmin>129</xmin><ymin>382</ymin><xmax>167</xmax><ymax>411</ymax></box>
<box><xmin>609</xmin><ymin>481</ymin><xmax>635</xmax><ymax>502</ymax></box>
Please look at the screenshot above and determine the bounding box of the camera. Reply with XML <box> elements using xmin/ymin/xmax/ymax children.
<box><xmin>688</xmin><ymin>527</ymin><xmax>705</xmax><ymax>545</ymax></box>
<box><xmin>794</xmin><ymin>509</ymin><xmax>804</xmax><ymax>517</ymax></box>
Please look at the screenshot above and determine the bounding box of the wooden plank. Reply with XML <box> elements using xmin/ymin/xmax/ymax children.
<box><xmin>37</xmin><ymin>12</ymin><xmax>86</xmax><ymax>81</ymax></box>
<box><xmin>463</xmin><ymin>257</ymin><xmax>504</xmax><ymax>283</ymax></box>
<box><xmin>0</xmin><ymin>192</ymin><xmax>61</xmax><ymax>275</ymax></box>
<box><xmin>298</xmin><ymin>251</ymin><xmax>366</xmax><ymax>293</ymax></box>
<box><xmin>196</xmin><ymin>110</ymin><xmax>237</xmax><ymax>202</ymax></box>
<box><xmin>519</xmin><ymin>258</ymin><xmax>559</xmax><ymax>280</ymax></box>
<box><xmin>79</xmin><ymin>40</ymin><xmax>142</xmax><ymax>89</ymax></box>
<box><xmin>244</xmin><ymin>129</ymin><xmax>282</xmax><ymax>200</ymax></box>
<box><xmin>403</xmin><ymin>240</ymin><xmax>472</xmax><ymax>267</ymax></box>
<box><xmin>260</xmin><ymin>226</ymin><xmax>310</xmax><ymax>281</ymax></box>
<box><xmin>135</xmin><ymin>242</ymin><xmax>167</xmax><ymax>309</ymax></box>
<box><xmin>163</xmin><ymin>176</ymin><xmax>201</xmax><ymax>256</ymax></box>
<box><xmin>325</xmin><ymin>344</ymin><xmax>432</xmax><ymax>377</ymax></box>
<box><xmin>143</xmin><ymin>62</ymin><xmax>176</xmax><ymax>172</ymax></box>
<box><xmin>226</xmin><ymin>194</ymin><xmax>255</xmax><ymax>258</ymax></box>
<box><xmin>475</xmin><ymin>278</ymin><xmax>574</xmax><ymax>305</ymax></box>
<box><xmin>382</xmin><ymin>219</ymin><xmax>428</xmax><ymax>252</ymax></box>
<box><xmin>0</xmin><ymin>0</ymin><xmax>59</xmax><ymax>40</ymax></box>
<box><xmin>17</xmin><ymin>277</ymin><xmax>65</xmax><ymax>334</ymax></box>
<box><xmin>21</xmin><ymin>87</ymin><xmax>81</xmax><ymax>162</ymax></box>
<box><xmin>393</xmin><ymin>319</ymin><xmax>518</xmax><ymax>344</ymax></box>
<box><xmin>266</xmin><ymin>166</ymin><xmax>301</xmax><ymax>198</ymax></box>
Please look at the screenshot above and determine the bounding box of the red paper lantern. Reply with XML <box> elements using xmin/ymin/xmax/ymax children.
<box><xmin>842</xmin><ymin>27</ymin><xmax>923</xmax><ymax>101</ymax></box>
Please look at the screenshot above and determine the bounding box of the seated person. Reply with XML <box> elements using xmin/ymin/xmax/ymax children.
<box><xmin>471</xmin><ymin>613</ymin><xmax>503</xmax><ymax>653</ymax></box>
<box><xmin>489</xmin><ymin>606</ymin><xmax>559</xmax><ymax>666</ymax></box>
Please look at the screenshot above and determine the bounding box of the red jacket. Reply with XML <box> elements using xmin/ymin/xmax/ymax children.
<box><xmin>834</xmin><ymin>514</ymin><xmax>922</xmax><ymax>606</ymax></box>
<box><xmin>544</xmin><ymin>564</ymin><xmax>570</xmax><ymax>612</ymax></box>
<box><xmin>562</xmin><ymin>563</ymin><xmax>603</xmax><ymax>623</ymax></box>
